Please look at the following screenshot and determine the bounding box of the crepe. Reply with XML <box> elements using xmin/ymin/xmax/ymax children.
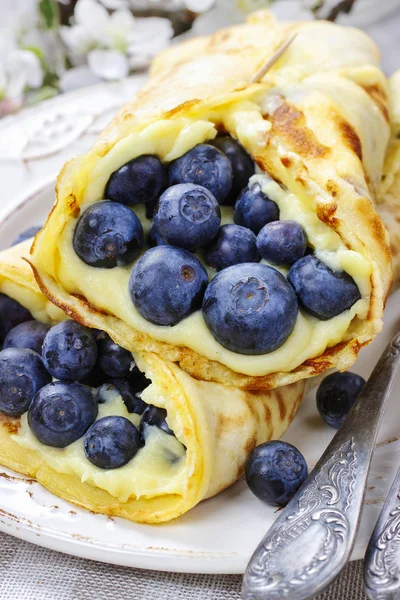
<box><xmin>0</xmin><ymin>241</ymin><xmax>305</xmax><ymax>523</ymax></box>
<box><xmin>30</xmin><ymin>10</ymin><xmax>392</xmax><ymax>390</ymax></box>
<box><xmin>378</xmin><ymin>71</ymin><xmax>400</xmax><ymax>285</ymax></box>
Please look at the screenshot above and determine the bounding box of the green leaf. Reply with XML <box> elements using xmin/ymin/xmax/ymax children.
<box><xmin>39</xmin><ymin>0</ymin><xmax>60</xmax><ymax>30</ymax></box>
<box><xmin>21</xmin><ymin>45</ymin><xmax>44</xmax><ymax>61</ymax></box>
<box><xmin>25</xmin><ymin>86</ymin><xmax>59</xmax><ymax>106</ymax></box>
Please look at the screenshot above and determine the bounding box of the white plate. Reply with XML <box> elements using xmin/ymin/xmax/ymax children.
<box><xmin>0</xmin><ymin>82</ymin><xmax>399</xmax><ymax>574</ymax></box>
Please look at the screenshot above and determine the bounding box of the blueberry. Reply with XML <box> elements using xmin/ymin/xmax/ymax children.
<box><xmin>209</xmin><ymin>136</ymin><xmax>255</xmax><ymax>204</ymax></box>
<box><xmin>96</xmin><ymin>378</ymin><xmax>150</xmax><ymax>415</ymax></box>
<box><xmin>154</xmin><ymin>184</ymin><xmax>221</xmax><ymax>251</ymax></box>
<box><xmin>168</xmin><ymin>144</ymin><xmax>232</xmax><ymax>203</ymax></box>
<box><xmin>28</xmin><ymin>381</ymin><xmax>98</xmax><ymax>448</ymax></box>
<box><xmin>105</xmin><ymin>155</ymin><xmax>165</xmax><ymax>206</ymax></box>
<box><xmin>73</xmin><ymin>201</ymin><xmax>143</xmax><ymax>268</ymax></box>
<box><xmin>96</xmin><ymin>379</ymin><xmax>149</xmax><ymax>414</ymax></box>
<box><xmin>0</xmin><ymin>348</ymin><xmax>51</xmax><ymax>417</ymax></box>
<box><xmin>140</xmin><ymin>405</ymin><xmax>174</xmax><ymax>437</ymax></box>
<box><xmin>204</xmin><ymin>224</ymin><xmax>260</xmax><ymax>271</ymax></box>
<box><xmin>79</xmin><ymin>365</ymin><xmax>109</xmax><ymax>388</ymax></box>
<box><xmin>84</xmin><ymin>416</ymin><xmax>141</xmax><ymax>469</ymax></box>
<box><xmin>0</xmin><ymin>293</ymin><xmax>32</xmax><ymax>343</ymax></box>
<box><xmin>288</xmin><ymin>255</ymin><xmax>361</xmax><ymax>320</ymax></box>
<box><xmin>145</xmin><ymin>196</ymin><xmax>159</xmax><ymax>220</ymax></box>
<box><xmin>257</xmin><ymin>220</ymin><xmax>307</xmax><ymax>266</ymax></box>
<box><xmin>245</xmin><ymin>441</ymin><xmax>308</xmax><ymax>506</ymax></box>
<box><xmin>97</xmin><ymin>332</ymin><xmax>135</xmax><ymax>378</ymax></box>
<box><xmin>4</xmin><ymin>320</ymin><xmax>50</xmax><ymax>354</ymax></box>
<box><xmin>112</xmin><ymin>377</ymin><xmax>150</xmax><ymax>414</ymax></box>
<box><xmin>148</xmin><ymin>223</ymin><xmax>168</xmax><ymax>247</ymax></box>
<box><xmin>202</xmin><ymin>263</ymin><xmax>298</xmax><ymax>354</ymax></box>
<box><xmin>11</xmin><ymin>225</ymin><xmax>42</xmax><ymax>246</ymax></box>
<box><xmin>317</xmin><ymin>371</ymin><xmax>365</xmax><ymax>429</ymax></box>
<box><xmin>42</xmin><ymin>321</ymin><xmax>98</xmax><ymax>381</ymax></box>
<box><xmin>234</xmin><ymin>182</ymin><xmax>279</xmax><ymax>234</ymax></box>
<box><xmin>129</xmin><ymin>246</ymin><xmax>208</xmax><ymax>326</ymax></box>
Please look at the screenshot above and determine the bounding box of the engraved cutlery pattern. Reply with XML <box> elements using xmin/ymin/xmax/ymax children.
<box><xmin>365</xmin><ymin>467</ymin><xmax>400</xmax><ymax>600</ymax></box>
<box><xmin>243</xmin><ymin>331</ymin><xmax>400</xmax><ymax>600</ymax></box>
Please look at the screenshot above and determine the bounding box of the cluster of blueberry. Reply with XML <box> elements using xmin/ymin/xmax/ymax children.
<box><xmin>0</xmin><ymin>253</ymin><xmax>365</xmax><ymax>506</ymax></box>
<box><xmin>73</xmin><ymin>136</ymin><xmax>361</xmax><ymax>355</ymax></box>
<box><xmin>0</xmin><ymin>302</ymin><xmax>176</xmax><ymax>470</ymax></box>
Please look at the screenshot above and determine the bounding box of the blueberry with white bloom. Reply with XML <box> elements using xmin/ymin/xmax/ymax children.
<box><xmin>148</xmin><ymin>223</ymin><xmax>168</xmax><ymax>247</ymax></box>
<box><xmin>210</xmin><ymin>136</ymin><xmax>255</xmax><ymax>203</ymax></box>
<box><xmin>97</xmin><ymin>332</ymin><xmax>135</xmax><ymax>378</ymax></box>
<box><xmin>0</xmin><ymin>348</ymin><xmax>51</xmax><ymax>417</ymax></box>
<box><xmin>129</xmin><ymin>246</ymin><xmax>208</xmax><ymax>326</ymax></box>
<box><xmin>96</xmin><ymin>377</ymin><xmax>150</xmax><ymax>415</ymax></box>
<box><xmin>109</xmin><ymin>378</ymin><xmax>149</xmax><ymax>415</ymax></box>
<box><xmin>28</xmin><ymin>381</ymin><xmax>98</xmax><ymax>448</ymax></box>
<box><xmin>73</xmin><ymin>201</ymin><xmax>143</xmax><ymax>268</ymax></box>
<box><xmin>168</xmin><ymin>144</ymin><xmax>232</xmax><ymax>203</ymax></box>
<box><xmin>154</xmin><ymin>184</ymin><xmax>221</xmax><ymax>250</ymax></box>
<box><xmin>288</xmin><ymin>255</ymin><xmax>361</xmax><ymax>320</ymax></box>
<box><xmin>245</xmin><ymin>441</ymin><xmax>308</xmax><ymax>506</ymax></box>
<box><xmin>0</xmin><ymin>294</ymin><xmax>31</xmax><ymax>343</ymax></box>
<box><xmin>42</xmin><ymin>321</ymin><xmax>98</xmax><ymax>381</ymax></box>
<box><xmin>234</xmin><ymin>182</ymin><xmax>279</xmax><ymax>234</ymax></box>
<box><xmin>257</xmin><ymin>220</ymin><xmax>308</xmax><ymax>266</ymax></box>
<box><xmin>4</xmin><ymin>320</ymin><xmax>50</xmax><ymax>354</ymax></box>
<box><xmin>202</xmin><ymin>263</ymin><xmax>298</xmax><ymax>354</ymax></box>
<box><xmin>204</xmin><ymin>224</ymin><xmax>260</xmax><ymax>271</ymax></box>
<box><xmin>140</xmin><ymin>405</ymin><xmax>174</xmax><ymax>437</ymax></box>
<box><xmin>105</xmin><ymin>155</ymin><xmax>165</xmax><ymax>206</ymax></box>
<box><xmin>84</xmin><ymin>416</ymin><xmax>141</xmax><ymax>469</ymax></box>
<box><xmin>317</xmin><ymin>371</ymin><xmax>366</xmax><ymax>429</ymax></box>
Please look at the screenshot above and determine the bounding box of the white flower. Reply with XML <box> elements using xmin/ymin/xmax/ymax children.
<box><xmin>99</xmin><ymin>0</ymin><xmax>130</xmax><ymax>8</ymax></box>
<box><xmin>127</xmin><ymin>17</ymin><xmax>174</xmax><ymax>69</ymax></box>
<box><xmin>60</xmin><ymin>0</ymin><xmax>174</xmax><ymax>81</ymax></box>
<box><xmin>185</xmin><ymin>0</ymin><xmax>216</xmax><ymax>12</ymax></box>
<box><xmin>0</xmin><ymin>0</ymin><xmax>38</xmax><ymax>30</ymax></box>
<box><xmin>0</xmin><ymin>32</ymin><xmax>44</xmax><ymax>116</ymax></box>
<box><xmin>88</xmin><ymin>49</ymin><xmax>130</xmax><ymax>79</ymax></box>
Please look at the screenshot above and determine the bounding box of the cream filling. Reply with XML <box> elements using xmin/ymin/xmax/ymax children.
<box><xmin>13</xmin><ymin>385</ymin><xmax>187</xmax><ymax>503</ymax></box>
<box><xmin>54</xmin><ymin>102</ymin><xmax>371</xmax><ymax>377</ymax></box>
<box><xmin>0</xmin><ymin>279</ymin><xmax>66</xmax><ymax>325</ymax></box>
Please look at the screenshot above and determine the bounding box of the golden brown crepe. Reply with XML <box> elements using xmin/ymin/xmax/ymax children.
<box><xmin>378</xmin><ymin>71</ymin><xmax>400</xmax><ymax>285</ymax></box>
<box><xmin>31</xmin><ymin>10</ymin><xmax>392</xmax><ymax>390</ymax></box>
<box><xmin>0</xmin><ymin>241</ymin><xmax>305</xmax><ymax>523</ymax></box>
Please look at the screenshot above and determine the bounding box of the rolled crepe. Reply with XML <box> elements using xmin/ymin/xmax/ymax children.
<box><xmin>0</xmin><ymin>241</ymin><xmax>305</xmax><ymax>523</ymax></box>
<box><xmin>31</xmin><ymin>10</ymin><xmax>392</xmax><ymax>390</ymax></box>
<box><xmin>378</xmin><ymin>71</ymin><xmax>400</xmax><ymax>285</ymax></box>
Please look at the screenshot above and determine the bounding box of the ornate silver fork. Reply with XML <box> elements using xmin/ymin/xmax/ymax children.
<box><xmin>364</xmin><ymin>465</ymin><xmax>400</xmax><ymax>600</ymax></box>
<box><xmin>242</xmin><ymin>329</ymin><xmax>400</xmax><ymax>600</ymax></box>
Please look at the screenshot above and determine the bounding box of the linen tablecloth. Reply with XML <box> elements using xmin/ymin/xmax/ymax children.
<box><xmin>0</xmin><ymin>531</ymin><xmax>367</xmax><ymax>600</ymax></box>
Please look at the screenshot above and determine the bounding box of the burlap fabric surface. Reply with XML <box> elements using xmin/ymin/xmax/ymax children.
<box><xmin>0</xmin><ymin>531</ymin><xmax>367</xmax><ymax>600</ymax></box>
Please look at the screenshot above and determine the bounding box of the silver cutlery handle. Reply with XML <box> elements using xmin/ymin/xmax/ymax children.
<box><xmin>364</xmin><ymin>466</ymin><xmax>400</xmax><ymax>600</ymax></box>
<box><xmin>242</xmin><ymin>331</ymin><xmax>400</xmax><ymax>600</ymax></box>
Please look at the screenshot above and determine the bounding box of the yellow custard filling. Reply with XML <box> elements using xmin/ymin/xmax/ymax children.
<box><xmin>52</xmin><ymin>99</ymin><xmax>372</xmax><ymax>377</ymax></box>
<box><xmin>13</xmin><ymin>384</ymin><xmax>187</xmax><ymax>502</ymax></box>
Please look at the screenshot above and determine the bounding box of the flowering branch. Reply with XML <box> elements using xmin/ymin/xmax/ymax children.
<box><xmin>311</xmin><ymin>0</ymin><xmax>359</xmax><ymax>21</ymax></box>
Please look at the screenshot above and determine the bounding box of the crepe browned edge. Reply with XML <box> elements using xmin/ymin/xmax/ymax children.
<box><xmin>0</xmin><ymin>378</ymin><xmax>304</xmax><ymax>524</ymax></box>
<box><xmin>31</xmin><ymin>11</ymin><xmax>392</xmax><ymax>390</ymax></box>
<box><xmin>378</xmin><ymin>71</ymin><xmax>400</xmax><ymax>286</ymax></box>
